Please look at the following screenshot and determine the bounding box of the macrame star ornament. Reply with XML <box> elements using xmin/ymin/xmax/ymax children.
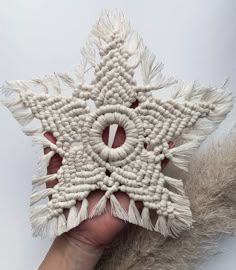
<box><xmin>1</xmin><ymin>11</ymin><xmax>232</xmax><ymax>239</ymax></box>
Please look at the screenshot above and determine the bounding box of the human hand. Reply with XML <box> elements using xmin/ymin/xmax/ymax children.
<box><xmin>40</xmin><ymin>113</ymin><xmax>172</xmax><ymax>269</ymax></box>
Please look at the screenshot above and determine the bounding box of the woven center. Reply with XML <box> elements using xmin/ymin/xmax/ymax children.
<box><xmin>103</xmin><ymin>124</ymin><xmax>126</xmax><ymax>148</ymax></box>
<box><xmin>89</xmin><ymin>112</ymin><xmax>137</xmax><ymax>162</ymax></box>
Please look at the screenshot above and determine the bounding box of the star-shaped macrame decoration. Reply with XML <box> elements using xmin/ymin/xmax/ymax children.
<box><xmin>1</xmin><ymin>11</ymin><xmax>232</xmax><ymax>239</ymax></box>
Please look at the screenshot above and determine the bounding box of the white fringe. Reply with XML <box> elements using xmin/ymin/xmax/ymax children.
<box><xmin>30</xmin><ymin>204</ymin><xmax>48</xmax><ymax>221</ymax></box>
<box><xmin>141</xmin><ymin>207</ymin><xmax>153</xmax><ymax>230</ymax></box>
<box><xmin>22</xmin><ymin>127</ymin><xmax>43</xmax><ymax>136</ymax></box>
<box><xmin>32</xmin><ymin>134</ymin><xmax>57</xmax><ymax>150</ymax></box>
<box><xmin>174</xmin><ymin>207</ymin><xmax>193</xmax><ymax>229</ymax></box>
<box><xmin>31</xmin><ymin>216</ymin><xmax>48</xmax><ymax>238</ymax></box>
<box><xmin>3</xmin><ymin>80</ymin><xmax>30</xmax><ymax>94</ymax></box>
<box><xmin>164</xmin><ymin>176</ymin><xmax>184</xmax><ymax>195</ymax></box>
<box><xmin>30</xmin><ymin>204</ymin><xmax>49</xmax><ymax>238</ymax></box>
<box><xmin>77</xmin><ymin>198</ymin><xmax>89</xmax><ymax>223</ymax></box>
<box><xmin>90</xmin><ymin>195</ymin><xmax>107</xmax><ymax>218</ymax></box>
<box><xmin>202</xmin><ymin>87</ymin><xmax>232</xmax><ymax>123</ymax></box>
<box><xmin>47</xmin><ymin>217</ymin><xmax>59</xmax><ymax>239</ymax></box>
<box><xmin>169</xmin><ymin>191</ymin><xmax>190</xmax><ymax>207</ymax></box>
<box><xmin>12</xmin><ymin>110</ymin><xmax>34</xmax><ymax>126</ymax></box>
<box><xmin>141</xmin><ymin>48</ymin><xmax>177</xmax><ymax>89</ymax></box>
<box><xmin>173</xmin><ymin>81</ymin><xmax>232</xmax><ymax>143</ymax></box>
<box><xmin>81</xmin><ymin>41</ymin><xmax>97</xmax><ymax>67</ymax></box>
<box><xmin>128</xmin><ymin>199</ymin><xmax>142</xmax><ymax>226</ymax></box>
<box><xmin>125</xmin><ymin>32</ymin><xmax>143</xmax><ymax>61</ymax></box>
<box><xmin>30</xmin><ymin>188</ymin><xmax>53</xmax><ymax>206</ymax></box>
<box><xmin>167</xmin><ymin>218</ymin><xmax>184</xmax><ymax>238</ymax></box>
<box><xmin>91</xmin><ymin>10</ymin><xmax>131</xmax><ymax>48</ymax></box>
<box><xmin>110</xmin><ymin>194</ymin><xmax>128</xmax><ymax>221</ymax></box>
<box><xmin>57</xmin><ymin>214</ymin><xmax>67</xmax><ymax>236</ymax></box>
<box><xmin>1</xmin><ymin>96</ymin><xmax>22</xmax><ymax>110</ymax></box>
<box><xmin>47</xmin><ymin>74</ymin><xmax>61</xmax><ymax>95</ymax></box>
<box><xmin>32</xmin><ymin>173</ymin><xmax>57</xmax><ymax>187</ymax></box>
<box><xmin>32</xmin><ymin>78</ymin><xmax>49</xmax><ymax>94</ymax></box>
<box><xmin>181</xmin><ymin>118</ymin><xmax>215</xmax><ymax>142</ymax></box>
<box><xmin>38</xmin><ymin>151</ymin><xmax>56</xmax><ymax>171</ymax></box>
<box><xmin>167</xmin><ymin>215</ymin><xmax>191</xmax><ymax>238</ymax></box>
<box><xmin>74</xmin><ymin>63</ymin><xmax>86</xmax><ymax>84</ymax></box>
<box><xmin>56</xmin><ymin>73</ymin><xmax>75</xmax><ymax>88</ymax></box>
<box><xmin>67</xmin><ymin>199</ymin><xmax>89</xmax><ymax>231</ymax></box>
<box><xmin>169</xmin><ymin>141</ymin><xmax>199</xmax><ymax>171</ymax></box>
<box><xmin>155</xmin><ymin>215</ymin><xmax>168</xmax><ymax>237</ymax></box>
<box><xmin>67</xmin><ymin>206</ymin><xmax>78</xmax><ymax>231</ymax></box>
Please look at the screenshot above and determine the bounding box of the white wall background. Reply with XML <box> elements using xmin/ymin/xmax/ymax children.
<box><xmin>0</xmin><ymin>1</ymin><xmax>235</xmax><ymax>269</ymax></box>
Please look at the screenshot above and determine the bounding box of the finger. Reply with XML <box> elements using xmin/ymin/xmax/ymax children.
<box><xmin>44</xmin><ymin>132</ymin><xmax>61</xmax><ymax>188</ymax></box>
<box><xmin>112</xmin><ymin>126</ymin><xmax>126</xmax><ymax>148</ymax></box>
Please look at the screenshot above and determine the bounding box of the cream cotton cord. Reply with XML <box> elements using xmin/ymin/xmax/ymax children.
<box><xmin>1</xmin><ymin>10</ymin><xmax>233</xmax><ymax>239</ymax></box>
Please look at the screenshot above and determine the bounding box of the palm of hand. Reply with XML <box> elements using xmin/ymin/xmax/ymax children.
<box><xmin>44</xmin><ymin>126</ymin><xmax>170</xmax><ymax>248</ymax></box>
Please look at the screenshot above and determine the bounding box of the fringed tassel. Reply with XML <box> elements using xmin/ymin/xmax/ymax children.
<box><xmin>30</xmin><ymin>204</ymin><xmax>48</xmax><ymax>220</ymax></box>
<box><xmin>32</xmin><ymin>78</ymin><xmax>49</xmax><ymax>94</ymax></box>
<box><xmin>126</xmin><ymin>32</ymin><xmax>142</xmax><ymax>56</ymax></box>
<box><xmin>1</xmin><ymin>90</ymin><xmax>34</xmax><ymax>126</ymax></box>
<box><xmin>30</xmin><ymin>188</ymin><xmax>53</xmax><ymax>206</ymax></box>
<box><xmin>48</xmin><ymin>74</ymin><xmax>61</xmax><ymax>95</ymax></box>
<box><xmin>12</xmin><ymin>110</ymin><xmax>34</xmax><ymax>126</ymax></box>
<box><xmin>92</xmin><ymin>10</ymin><xmax>130</xmax><ymax>49</ymax></box>
<box><xmin>169</xmin><ymin>141</ymin><xmax>199</xmax><ymax>171</ymax></box>
<box><xmin>155</xmin><ymin>215</ymin><xmax>168</xmax><ymax>237</ymax></box>
<box><xmin>141</xmin><ymin>49</ymin><xmax>163</xmax><ymax>85</ymax></box>
<box><xmin>57</xmin><ymin>214</ymin><xmax>67</xmax><ymax>236</ymax></box>
<box><xmin>81</xmin><ymin>41</ymin><xmax>96</xmax><ymax>67</ymax></box>
<box><xmin>67</xmin><ymin>199</ymin><xmax>89</xmax><ymax>231</ymax></box>
<box><xmin>57</xmin><ymin>73</ymin><xmax>75</xmax><ymax>89</ymax></box>
<box><xmin>31</xmin><ymin>216</ymin><xmax>48</xmax><ymax>238</ymax></box>
<box><xmin>22</xmin><ymin>127</ymin><xmax>43</xmax><ymax>136</ymax></box>
<box><xmin>181</xmin><ymin>118</ymin><xmax>215</xmax><ymax>142</ymax></box>
<box><xmin>1</xmin><ymin>86</ymin><xmax>17</xmax><ymax>96</ymax></box>
<box><xmin>173</xmin><ymin>203</ymin><xmax>193</xmax><ymax>227</ymax></box>
<box><xmin>167</xmin><ymin>216</ymin><xmax>190</xmax><ymax>238</ymax></box>
<box><xmin>6</xmin><ymin>102</ymin><xmax>25</xmax><ymax>114</ymax></box>
<box><xmin>141</xmin><ymin>48</ymin><xmax>177</xmax><ymax>89</ymax></box>
<box><xmin>67</xmin><ymin>206</ymin><xmax>78</xmax><ymax>231</ymax></box>
<box><xmin>1</xmin><ymin>96</ymin><xmax>22</xmax><ymax>110</ymax></box>
<box><xmin>204</xmin><ymin>87</ymin><xmax>233</xmax><ymax>123</ymax></box>
<box><xmin>32</xmin><ymin>173</ymin><xmax>57</xmax><ymax>187</ymax></box>
<box><xmin>110</xmin><ymin>194</ymin><xmax>128</xmax><ymax>221</ymax></box>
<box><xmin>164</xmin><ymin>176</ymin><xmax>184</xmax><ymax>195</ymax></box>
<box><xmin>128</xmin><ymin>199</ymin><xmax>142</xmax><ymax>226</ymax></box>
<box><xmin>77</xmin><ymin>198</ymin><xmax>89</xmax><ymax>223</ymax></box>
<box><xmin>30</xmin><ymin>205</ymin><xmax>49</xmax><ymax>238</ymax></box>
<box><xmin>39</xmin><ymin>151</ymin><xmax>56</xmax><ymax>170</ymax></box>
<box><xmin>90</xmin><ymin>195</ymin><xmax>107</xmax><ymax>218</ymax></box>
<box><xmin>1</xmin><ymin>80</ymin><xmax>30</xmax><ymax>96</ymax></box>
<box><xmin>32</xmin><ymin>134</ymin><xmax>57</xmax><ymax>150</ymax></box>
<box><xmin>169</xmin><ymin>191</ymin><xmax>190</xmax><ymax>207</ymax></box>
<box><xmin>172</xmin><ymin>81</ymin><xmax>195</xmax><ymax>101</ymax></box>
<box><xmin>172</xmin><ymin>81</ymin><xmax>232</xmax><ymax>153</ymax></box>
<box><xmin>141</xmin><ymin>207</ymin><xmax>153</xmax><ymax>230</ymax></box>
<box><xmin>47</xmin><ymin>217</ymin><xmax>58</xmax><ymax>239</ymax></box>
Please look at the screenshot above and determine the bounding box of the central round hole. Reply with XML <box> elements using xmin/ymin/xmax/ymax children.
<box><xmin>102</xmin><ymin>124</ymin><xmax>126</xmax><ymax>148</ymax></box>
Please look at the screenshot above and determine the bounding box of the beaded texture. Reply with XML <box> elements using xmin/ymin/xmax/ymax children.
<box><xmin>1</xmin><ymin>11</ymin><xmax>233</xmax><ymax>239</ymax></box>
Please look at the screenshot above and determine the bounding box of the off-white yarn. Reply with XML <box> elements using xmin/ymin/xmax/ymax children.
<box><xmin>1</xmin><ymin>11</ymin><xmax>232</xmax><ymax>239</ymax></box>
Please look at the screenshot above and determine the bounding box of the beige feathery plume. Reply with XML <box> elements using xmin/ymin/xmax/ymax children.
<box><xmin>97</xmin><ymin>125</ymin><xmax>236</xmax><ymax>270</ymax></box>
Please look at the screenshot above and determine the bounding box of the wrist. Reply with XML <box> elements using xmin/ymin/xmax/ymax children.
<box><xmin>39</xmin><ymin>233</ymin><xmax>104</xmax><ymax>270</ymax></box>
